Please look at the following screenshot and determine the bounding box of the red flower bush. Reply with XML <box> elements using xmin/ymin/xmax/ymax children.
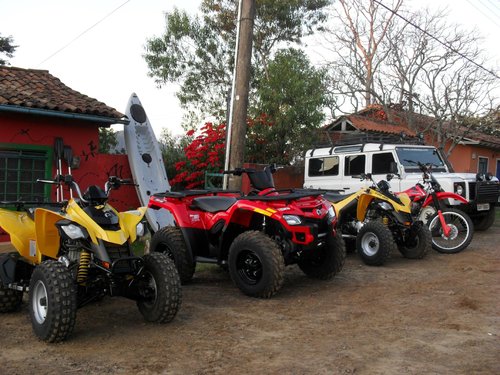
<box><xmin>170</xmin><ymin>122</ymin><xmax>227</xmax><ymax>189</ymax></box>
<box><xmin>170</xmin><ymin>116</ymin><xmax>273</xmax><ymax>189</ymax></box>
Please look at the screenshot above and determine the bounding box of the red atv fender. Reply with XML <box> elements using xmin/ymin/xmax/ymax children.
<box><xmin>421</xmin><ymin>191</ymin><xmax>468</xmax><ymax>208</ymax></box>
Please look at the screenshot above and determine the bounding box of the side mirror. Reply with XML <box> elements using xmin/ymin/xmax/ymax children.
<box><xmin>389</xmin><ymin>161</ymin><xmax>398</xmax><ymax>174</ymax></box>
<box><xmin>386</xmin><ymin>174</ymin><xmax>393</xmax><ymax>181</ymax></box>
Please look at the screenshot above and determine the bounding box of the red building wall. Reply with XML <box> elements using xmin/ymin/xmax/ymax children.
<box><xmin>0</xmin><ymin>113</ymin><xmax>141</xmax><ymax>242</ymax></box>
<box><xmin>444</xmin><ymin>141</ymin><xmax>499</xmax><ymax>174</ymax></box>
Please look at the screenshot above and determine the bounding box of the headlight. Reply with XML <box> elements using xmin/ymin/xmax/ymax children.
<box><xmin>378</xmin><ymin>202</ymin><xmax>393</xmax><ymax>211</ymax></box>
<box><xmin>136</xmin><ymin>222</ymin><xmax>145</xmax><ymax>237</ymax></box>
<box><xmin>61</xmin><ymin>224</ymin><xmax>86</xmax><ymax>240</ymax></box>
<box><xmin>283</xmin><ymin>214</ymin><xmax>302</xmax><ymax>225</ymax></box>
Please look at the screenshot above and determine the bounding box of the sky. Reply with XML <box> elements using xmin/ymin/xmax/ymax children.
<box><xmin>1</xmin><ymin>0</ymin><xmax>499</xmax><ymax>139</ymax></box>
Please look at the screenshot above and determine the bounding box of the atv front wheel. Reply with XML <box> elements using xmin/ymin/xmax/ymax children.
<box><xmin>298</xmin><ymin>232</ymin><xmax>346</xmax><ymax>280</ymax></box>
<box><xmin>150</xmin><ymin>226</ymin><xmax>195</xmax><ymax>284</ymax></box>
<box><xmin>228</xmin><ymin>231</ymin><xmax>285</xmax><ymax>298</ymax></box>
<box><xmin>399</xmin><ymin>223</ymin><xmax>431</xmax><ymax>259</ymax></box>
<box><xmin>356</xmin><ymin>221</ymin><xmax>395</xmax><ymax>266</ymax></box>
<box><xmin>28</xmin><ymin>261</ymin><xmax>77</xmax><ymax>343</ymax></box>
<box><xmin>137</xmin><ymin>253</ymin><xmax>181</xmax><ymax>323</ymax></box>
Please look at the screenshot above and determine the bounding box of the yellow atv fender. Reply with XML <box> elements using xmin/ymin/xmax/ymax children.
<box><xmin>63</xmin><ymin>200</ymin><xmax>146</xmax><ymax>245</ymax></box>
<box><xmin>356</xmin><ymin>189</ymin><xmax>412</xmax><ymax>222</ymax></box>
<box><xmin>0</xmin><ymin>208</ymin><xmax>36</xmax><ymax>263</ymax></box>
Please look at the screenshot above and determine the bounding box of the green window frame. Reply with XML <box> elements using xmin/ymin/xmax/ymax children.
<box><xmin>0</xmin><ymin>143</ymin><xmax>53</xmax><ymax>202</ymax></box>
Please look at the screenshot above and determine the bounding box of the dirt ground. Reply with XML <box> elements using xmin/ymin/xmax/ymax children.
<box><xmin>0</xmin><ymin>219</ymin><xmax>499</xmax><ymax>375</ymax></box>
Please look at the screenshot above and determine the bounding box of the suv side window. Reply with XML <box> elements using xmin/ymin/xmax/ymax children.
<box><xmin>372</xmin><ymin>152</ymin><xmax>396</xmax><ymax>174</ymax></box>
<box><xmin>345</xmin><ymin>154</ymin><xmax>366</xmax><ymax>176</ymax></box>
<box><xmin>308</xmin><ymin>156</ymin><xmax>339</xmax><ymax>176</ymax></box>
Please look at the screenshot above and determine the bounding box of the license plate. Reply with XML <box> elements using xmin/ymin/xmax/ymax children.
<box><xmin>477</xmin><ymin>203</ymin><xmax>490</xmax><ymax>211</ymax></box>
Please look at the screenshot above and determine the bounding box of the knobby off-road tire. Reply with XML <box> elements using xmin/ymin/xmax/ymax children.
<box><xmin>472</xmin><ymin>207</ymin><xmax>496</xmax><ymax>231</ymax></box>
<box><xmin>356</xmin><ymin>221</ymin><xmax>395</xmax><ymax>266</ymax></box>
<box><xmin>298</xmin><ymin>232</ymin><xmax>346</xmax><ymax>280</ymax></box>
<box><xmin>28</xmin><ymin>260</ymin><xmax>77</xmax><ymax>343</ymax></box>
<box><xmin>428</xmin><ymin>208</ymin><xmax>473</xmax><ymax>254</ymax></box>
<box><xmin>0</xmin><ymin>282</ymin><xmax>23</xmax><ymax>313</ymax></box>
<box><xmin>150</xmin><ymin>226</ymin><xmax>195</xmax><ymax>284</ymax></box>
<box><xmin>399</xmin><ymin>223</ymin><xmax>431</xmax><ymax>259</ymax></box>
<box><xmin>137</xmin><ymin>253</ymin><xmax>182</xmax><ymax>323</ymax></box>
<box><xmin>228</xmin><ymin>231</ymin><xmax>285</xmax><ymax>298</ymax></box>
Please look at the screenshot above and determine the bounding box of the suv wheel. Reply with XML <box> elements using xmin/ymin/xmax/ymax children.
<box><xmin>472</xmin><ymin>207</ymin><xmax>496</xmax><ymax>231</ymax></box>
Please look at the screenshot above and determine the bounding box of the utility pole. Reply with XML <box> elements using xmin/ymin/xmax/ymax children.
<box><xmin>224</xmin><ymin>0</ymin><xmax>256</xmax><ymax>190</ymax></box>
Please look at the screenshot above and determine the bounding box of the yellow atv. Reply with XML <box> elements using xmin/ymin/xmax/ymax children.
<box><xmin>0</xmin><ymin>175</ymin><xmax>181</xmax><ymax>342</ymax></box>
<box><xmin>325</xmin><ymin>173</ymin><xmax>431</xmax><ymax>266</ymax></box>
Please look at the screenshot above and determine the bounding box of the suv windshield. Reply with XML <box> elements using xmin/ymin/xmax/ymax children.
<box><xmin>395</xmin><ymin>147</ymin><xmax>448</xmax><ymax>172</ymax></box>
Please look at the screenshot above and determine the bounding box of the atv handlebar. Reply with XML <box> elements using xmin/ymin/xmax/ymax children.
<box><xmin>37</xmin><ymin>175</ymin><xmax>137</xmax><ymax>203</ymax></box>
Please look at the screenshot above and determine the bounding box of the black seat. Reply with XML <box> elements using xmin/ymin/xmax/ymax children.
<box><xmin>191</xmin><ymin>196</ymin><xmax>237</xmax><ymax>213</ymax></box>
<box><xmin>324</xmin><ymin>191</ymin><xmax>356</xmax><ymax>203</ymax></box>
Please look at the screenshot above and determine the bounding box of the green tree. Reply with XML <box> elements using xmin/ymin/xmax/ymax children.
<box><xmin>0</xmin><ymin>34</ymin><xmax>17</xmax><ymax>65</ymax></box>
<box><xmin>249</xmin><ymin>48</ymin><xmax>327</xmax><ymax>164</ymax></box>
<box><xmin>159</xmin><ymin>129</ymin><xmax>191</xmax><ymax>185</ymax></box>
<box><xmin>144</xmin><ymin>0</ymin><xmax>329</xmax><ymax>123</ymax></box>
<box><xmin>98</xmin><ymin>127</ymin><xmax>118</xmax><ymax>154</ymax></box>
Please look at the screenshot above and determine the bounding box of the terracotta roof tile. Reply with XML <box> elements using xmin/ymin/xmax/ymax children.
<box><xmin>0</xmin><ymin>66</ymin><xmax>124</xmax><ymax>120</ymax></box>
<box><xmin>347</xmin><ymin>114</ymin><xmax>417</xmax><ymax>136</ymax></box>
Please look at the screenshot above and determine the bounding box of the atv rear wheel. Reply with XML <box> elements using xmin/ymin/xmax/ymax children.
<box><xmin>0</xmin><ymin>282</ymin><xmax>23</xmax><ymax>313</ymax></box>
<box><xmin>137</xmin><ymin>253</ymin><xmax>181</xmax><ymax>323</ymax></box>
<box><xmin>356</xmin><ymin>221</ymin><xmax>395</xmax><ymax>266</ymax></box>
<box><xmin>28</xmin><ymin>260</ymin><xmax>77</xmax><ymax>343</ymax></box>
<box><xmin>399</xmin><ymin>223</ymin><xmax>430</xmax><ymax>259</ymax></box>
<box><xmin>228</xmin><ymin>231</ymin><xmax>285</xmax><ymax>298</ymax></box>
<box><xmin>150</xmin><ymin>226</ymin><xmax>195</xmax><ymax>284</ymax></box>
<box><xmin>298</xmin><ymin>232</ymin><xmax>346</xmax><ymax>280</ymax></box>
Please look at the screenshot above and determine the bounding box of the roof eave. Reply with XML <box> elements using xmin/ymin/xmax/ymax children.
<box><xmin>0</xmin><ymin>104</ymin><xmax>129</xmax><ymax>125</ymax></box>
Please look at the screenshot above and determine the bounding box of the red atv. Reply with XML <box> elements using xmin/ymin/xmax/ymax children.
<box><xmin>148</xmin><ymin>165</ymin><xmax>345</xmax><ymax>298</ymax></box>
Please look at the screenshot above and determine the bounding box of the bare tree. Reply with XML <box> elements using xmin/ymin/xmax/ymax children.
<box><xmin>321</xmin><ymin>2</ymin><xmax>499</xmax><ymax>155</ymax></box>
<box><xmin>323</xmin><ymin>0</ymin><xmax>402</xmax><ymax>109</ymax></box>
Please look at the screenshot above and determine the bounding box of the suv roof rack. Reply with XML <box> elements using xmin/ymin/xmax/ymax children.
<box><xmin>307</xmin><ymin>132</ymin><xmax>425</xmax><ymax>156</ymax></box>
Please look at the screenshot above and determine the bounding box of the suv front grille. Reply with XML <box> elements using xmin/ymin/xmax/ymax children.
<box><xmin>469</xmin><ymin>181</ymin><xmax>500</xmax><ymax>203</ymax></box>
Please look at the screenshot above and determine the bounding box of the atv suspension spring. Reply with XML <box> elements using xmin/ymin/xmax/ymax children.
<box><xmin>77</xmin><ymin>250</ymin><xmax>91</xmax><ymax>284</ymax></box>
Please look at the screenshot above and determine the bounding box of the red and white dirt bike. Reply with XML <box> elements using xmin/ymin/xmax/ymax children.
<box><xmin>401</xmin><ymin>161</ymin><xmax>473</xmax><ymax>254</ymax></box>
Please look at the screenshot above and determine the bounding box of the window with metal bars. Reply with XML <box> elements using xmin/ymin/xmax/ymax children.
<box><xmin>0</xmin><ymin>147</ymin><xmax>51</xmax><ymax>202</ymax></box>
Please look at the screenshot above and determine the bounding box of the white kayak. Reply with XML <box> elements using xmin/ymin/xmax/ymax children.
<box><xmin>123</xmin><ymin>93</ymin><xmax>174</xmax><ymax>231</ymax></box>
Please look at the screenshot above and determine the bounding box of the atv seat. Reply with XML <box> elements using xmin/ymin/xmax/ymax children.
<box><xmin>324</xmin><ymin>191</ymin><xmax>356</xmax><ymax>203</ymax></box>
<box><xmin>191</xmin><ymin>196</ymin><xmax>237</xmax><ymax>213</ymax></box>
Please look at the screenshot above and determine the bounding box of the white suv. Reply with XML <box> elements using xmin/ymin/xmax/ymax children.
<box><xmin>304</xmin><ymin>142</ymin><xmax>499</xmax><ymax>230</ymax></box>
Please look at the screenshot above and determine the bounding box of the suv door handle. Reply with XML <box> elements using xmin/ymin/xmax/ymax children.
<box><xmin>342</xmin><ymin>187</ymin><xmax>351</xmax><ymax>190</ymax></box>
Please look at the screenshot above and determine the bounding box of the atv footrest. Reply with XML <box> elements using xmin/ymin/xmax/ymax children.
<box><xmin>8</xmin><ymin>283</ymin><xmax>28</xmax><ymax>292</ymax></box>
<box><xmin>195</xmin><ymin>256</ymin><xmax>219</xmax><ymax>264</ymax></box>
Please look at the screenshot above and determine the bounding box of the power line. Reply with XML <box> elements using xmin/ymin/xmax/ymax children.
<box><xmin>373</xmin><ymin>0</ymin><xmax>500</xmax><ymax>80</ymax></box>
<box><xmin>466</xmin><ymin>0</ymin><xmax>500</xmax><ymax>27</ymax></box>
<box><xmin>37</xmin><ymin>0</ymin><xmax>132</xmax><ymax>67</ymax></box>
